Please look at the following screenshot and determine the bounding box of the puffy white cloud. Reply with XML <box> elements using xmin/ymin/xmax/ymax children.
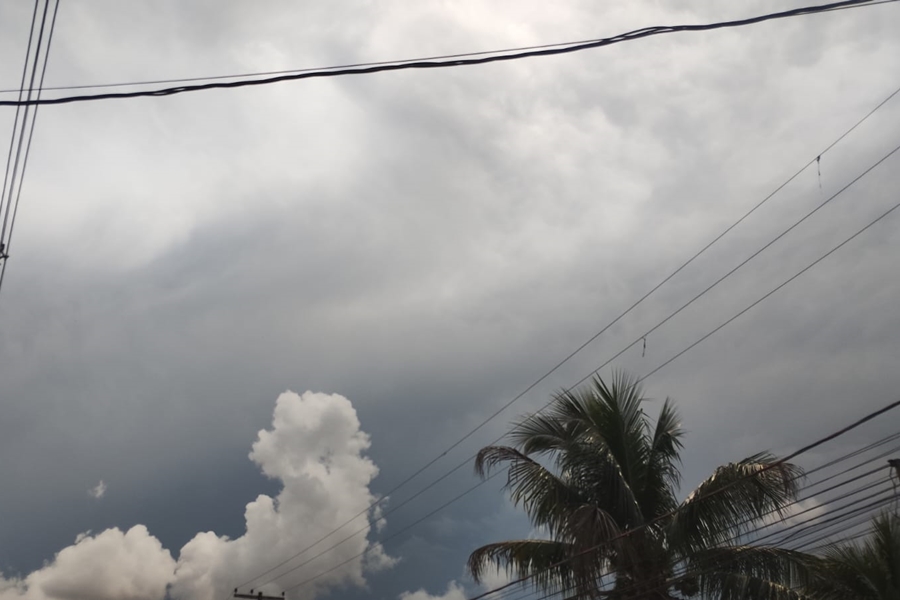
<box><xmin>1</xmin><ymin>392</ymin><xmax>393</xmax><ymax>600</ymax></box>
<box><xmin>0</xmin><ymin>526</ymin><xmax>175</xmax><ymax>600</ymax></box>
<box><xmin>171</xmin><ymin>391</ymin><xmax>395</xmax><ymax>600</ymax></box>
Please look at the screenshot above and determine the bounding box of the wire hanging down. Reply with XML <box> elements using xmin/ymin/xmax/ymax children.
<box><xmin>0</xmin><ymin>0</ymin><xmax>894</xmax><ymax>107</ymax></box>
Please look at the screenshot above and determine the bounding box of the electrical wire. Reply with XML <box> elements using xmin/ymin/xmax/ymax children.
<box><xmin>232</xmin><ymin>82</ymin><xmax>900</xmax><ymax>595</ymax></box>
<box><xmin>1</xmin><ymin>1</ymin><xmax>896</xmax><ymax>98</ymax></box>
<box><xmin>0</xmin><ymin>0</ymin><xmax>40</xmax><ymax>237</ymax></box>
<box><xmin>484</xmin><ymin>440</ymin><xmax>899</xmax><ymax>600</ymax></box>
<box><xmin>637</xmin><ymin>181</ymin><xmax>900</xmax><ymax>382</ymax></box>
<box><xmin>485</xmin><ymin>446</ymin><xmax>899</xmax><ymax>600</ymax></box>
<box><xmin>0</xmin><ymin>0</ymin><xmax>895</xmax><ymax>108</ymax></box>
<box><xmin>272</xmin><ymin>433</ymin><xmax>899</xmax><ymax>595</ymax></box>
<box><xmin>279</xmin><ymin>400</ymin><xmax>900</xmax><ymax>597</ymax></box>
<box><xmin>457</xmin><ymin>402</ymin><xmax>900</xmax><ymax>599</ymax></box>
<box><xmin>0</xmin><ymin>0</ymin><xmax>61</xmax><ymax>297</ymax></box>
<box><xmin>264</xmin><ymin>168</ymin><xmax>900</xmax><ymax>595</ymax></box>
<box><xmin>490</xmin><ymin>470</ymin><xmax>896</xmax><ymax>600</ymax></box>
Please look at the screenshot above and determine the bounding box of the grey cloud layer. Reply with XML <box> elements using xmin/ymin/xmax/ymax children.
<box><xmin>1</xmin><ymin>1</ymin><xmax>899</xmax><ymax>598</ymax></box>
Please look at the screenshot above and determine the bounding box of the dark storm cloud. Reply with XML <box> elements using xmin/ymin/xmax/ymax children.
<box><xmin>0</xmin><ymin>1</ymin><xmax>899</xmax><ymax>599</ymax></box>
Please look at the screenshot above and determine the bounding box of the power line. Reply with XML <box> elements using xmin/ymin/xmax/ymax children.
<box><xmin>0</xmin><ymin>0</ymin><xmax>894</xmax><ymax>99</ymax></box>
<box><xmin>638</xmin><ymin>181</ymin><xmax>900</xmax><ymax>382</ymax></box>
<box><xmin>269</xmin><ymin>470</ymin><xmax>504</xmax><ymax>593</ymax></box>
<box><xmin>487</xmin><ymin>459</ymin><xmax>897</xmax><ymax>600</ymax></box>
<box><xmin>0</xmin><ymin>0</ymin><xmax>42</xmax><ymax>252</ymax></box>
<box><xmin>0</xmin><ymin>0</ymin><xmax>894</xmax><ymax>108</ymax></box>
<box><xmin>458</xmin><ymin>437</ymin><xmax>900</xmax><ymax>600</ymax></box>
<box><xmin>231</xmin><ymin>89</ymin><xmax>900</xmax><ymax>593</ymax></box>
<box><xmin>272</xmin><ymin>433</ymin><xmax>899</xmax><ymax>595</ymax></box>
<box><xmin>268</xmin><ymin>145</ymin><xmax>900</xmax><ymax>594</ymax></box>
<box><xmin>477</xmin><ymin>194</ymin><xmax>900</xmax><ymax>595</ymax></box>
<box><xmin>466</xmin><ymin>399</ymin><xmax>900</xmax><ymax>600</ymax></box>
<box><xmin>282</xmin><ymin>401</ymin><xmax>898</xmax><ymax>598</ymax></box>
<box><xmin>494</xmin><ymin>464</ymin><xmax>896</xmax><ymax>600</ymax></box>
<box><xmin>0</xmin><ymin>0</ymin><xmax>60</xmax><ymax>297</ymax></box>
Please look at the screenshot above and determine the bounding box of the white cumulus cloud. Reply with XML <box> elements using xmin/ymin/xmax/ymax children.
<box><xmin>0</xmin><ymin>526</ymin><xmax>175</xmax><ymax>600</ymax></box>
<box><xmin>0</xmin><ymin>391</ymin><xmax>394</xmax><ymax>600</ymax></box>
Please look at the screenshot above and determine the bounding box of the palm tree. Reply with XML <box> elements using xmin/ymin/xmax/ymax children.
<box><xmin>803</xmin><ymin>511</ymin><xmax>899</xmax><ymax>600</ymax></box>
<box><xmin>467</xmin><ymin>372</ymin><xmax>811</xmax><ymax>600</ymax></box>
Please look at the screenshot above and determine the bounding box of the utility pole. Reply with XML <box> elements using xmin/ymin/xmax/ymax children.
<box><xmin>234</xmin><ymin>589</ymin><xmax>285</xmax><ymax>600</ymax></box>
<box><xmin>889</xmin><ymin>458</ymin><xmax>900</xmax><ymax>479</ymax></box>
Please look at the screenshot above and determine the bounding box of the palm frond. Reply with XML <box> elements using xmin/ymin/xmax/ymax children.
<box><xmin>647</xmin><ymin>397</ymin><xmax>684</xmax><ymax>489</ymax></box>
<box><xmin>557</xmin><ymin>441</ymin><xmax>644</xmax><ymax>529</ymax></box>
<box><xmin>561</xmin><ymin>503</ymin><xmax>623</xmax><ymax>556</ymax></box>
<box><xmin>633</xmin><ymin>397</ymin><xmax>684</xmax><ymax>520</ymax></box>
<box><xmin>579</xmin><ymin>372</ymin><xmax>648</xmax><ymax>488</ymax></box>
<box><xmin>668</xmin><ymin>453</ymin><xmax>803</xmax><ymax>553</ymax></box>
<box><xmin>508</xmin><ymin>410</ymin><xmax>581</xmax><ymax>457</ymax></box>
<box><xmin>475</xmin><ymin>445</ymin><xmax>586</xmax><ymax>538</ymax></box>
<box><xmin>466</xmin><ymin>539</ymin><xmax>606</xmax><ymax>595</ymax></box>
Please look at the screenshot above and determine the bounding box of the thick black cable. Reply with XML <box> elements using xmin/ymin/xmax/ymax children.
<box><xmin>0</xmin><ymin>0</ymin><xmax>893</xmax><ymax>108</ymax></box>
<box><xmin>234</xmin><ymin>81</ymin><xmax>900</xmax><ymax>593</ymax></box>
<box><xmin>802</xmin><ymin>441</ymin><xmax>900</xmax><ymax>491</ymax></box>
<box><xmin>1</xmin><ymin>1</ymin><xmax>894</xmax><ymax>98</ymax></box>
<box><xmin>810</xmin><ymin>431</ymin><xmax>900</xmax><ymax>473</ymax></box>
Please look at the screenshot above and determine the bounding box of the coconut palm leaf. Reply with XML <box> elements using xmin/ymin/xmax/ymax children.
<box><xmin>668</xmin><ymin>454</ymin><xmax>803</xmax><ymax>554</ymax></box>
<box><xmin>476</xmin><ymin>445</ymin><xmax>584</xmax><ymax>537</ymax></box>
<box><xmin>467</xmin><ymin>539</ymin><xmax>606</xmax><ymax>595</ymax></box>
<box><xmin>634</xmin><ymin>397</ymin><xmax>683</xmax><ymax>521</ymax></box>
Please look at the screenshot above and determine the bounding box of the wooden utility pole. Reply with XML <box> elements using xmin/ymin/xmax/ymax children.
<box><xmin>234</xmin><ymin>589</ymin><xmax>285</xmax><ymax>600</ymax></box>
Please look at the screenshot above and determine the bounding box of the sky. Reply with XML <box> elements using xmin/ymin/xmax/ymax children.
<box><xmin>0</xmin><ymin>1</ymin><xmax>899</xmax><ymax>600</ymax></box>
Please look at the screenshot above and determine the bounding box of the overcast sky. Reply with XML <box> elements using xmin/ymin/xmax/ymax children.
<box><xmin>1</xmin><ymin>2</ymin><xmax>899</xmax><ymax>600</ymax></box>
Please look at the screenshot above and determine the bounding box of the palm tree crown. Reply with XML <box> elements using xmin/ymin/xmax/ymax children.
<box><xmin>467</xmin><ymin>373</ymin><xmax>809</xmax><ymax>600</ymax></box>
